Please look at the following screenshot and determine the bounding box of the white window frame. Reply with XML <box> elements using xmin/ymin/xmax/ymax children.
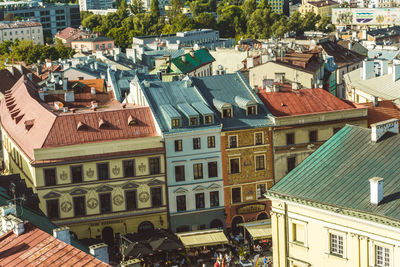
<box><xmin>288</xmin><ymin>218</ymin><xmax>308</xmax><ymax>248</ymax></box>
<box><xmin>254</xmin><ymin>131</ymin><xmax>264</xmax><ymax>145</ymax></box>
<box><xmin>326</xmin><ymin>229</ymin><xmax>347</xmax><ymax>259</ymax></box>
<box><xmin>369</xmin><ymin>241</ymin><xmax>393</xmax><ymax>267</ymax></box>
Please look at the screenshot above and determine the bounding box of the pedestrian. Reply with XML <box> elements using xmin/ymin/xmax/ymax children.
<box><xmin>214</xmin><ymin>260</ymin><xmax>220</xmax><ymax>267</ymax></box>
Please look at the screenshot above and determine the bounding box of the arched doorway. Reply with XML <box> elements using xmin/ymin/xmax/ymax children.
<box><xmin>257</xmin><ymin>212</ymin><xmax>269</xmax><ymax>220</ymax></box>
<box><xmin>102</xmin><ymin>227</ymin><xmax>114</xmax><ymax>246</ymax></box>
<box><xmin>231</xmin><ymin>216</ymin><xmax>244</xmax><ymax>235</ymax></box>
<box><xmin>138</xmin><ymin>221</ymin><xmax>154</xmax><ymax>232</ymax></box>
<box><xmin>210</xmin><ymin>219</ymin><xmax>223</xmax><ymax>229</ymax></box>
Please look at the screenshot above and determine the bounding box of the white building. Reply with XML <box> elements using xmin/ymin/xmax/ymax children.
<box><xmin>0</xmin><ymin>21</ymin><xmax>43</xmax><ymax>44</ymax></box>
<box><xmin>79</xmin><ymin>0</ymin><xmax>113</xmax><ymax>11</ymax></box>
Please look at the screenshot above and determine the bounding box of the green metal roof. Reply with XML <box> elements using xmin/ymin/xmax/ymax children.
<box><xmin>170</xmin><ymin>48</ymin><xmax>215</xmax><ymax>74</ymax></box>
<box><xmin>177</xmin><ymin>103</ymin><xmax>199</xmax><ymax>118</ymax></box>
<box><xmin>267</xmin><ymin>125</ymin><xmax>400</xmax><ymax>224</ymax></box>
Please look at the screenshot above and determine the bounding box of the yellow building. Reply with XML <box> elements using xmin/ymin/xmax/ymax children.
<box><xmin>299</xmin><ymin>0</ymin><xmax>339</xmax><ymax>18</ymax></box>
<box><xmin>0</xmin><ymin>76</ymin><xmax>168</xmax><ymax>242</ymax></box>
<box><xmin>266</xmin><ymin>121</ymin><xmax>400</xmax><ymax>267</ymax></box>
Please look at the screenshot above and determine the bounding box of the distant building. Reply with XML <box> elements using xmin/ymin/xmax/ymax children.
<box><xmin>0</xmin><ymin>2</ymin><xmax>80</xmax><ymax>35</ymax></box>
<box><xmin>299</xmin><ymin>0</ymin><xmax>339</xmax><ymax>18</ymax></box>
<box><xmin>71</xmin><ymin>36</ymin><xmax>114</xmax><ymax>52</ymax></box>
<box><xmin>79</xmin><ymin>0</ymin><xmax>113</xmax><ymax>11</ymax></box>
<box><xmin>266</xmin><ymin>0</ymin><xmax>289</xmax><ymax>15</ymax></box>
<box><xmin>258</xmin><ymin>85</ymin><xmax>367</xmax><ymax>181</ymax></box>
<box><xmin>337</xmin><ymin>40</ymin><xmax>368</xmax><ymax>56</ymax></box>
<box><xmin>364</xmin><ymin>100</ymin><xmax>400</xmax><ymax>126</ymax></box>
<box><xmin>267</xmin><ymin>120</ymin><xmax>400</xmax><ymax>267</ymax></box>
<box><xmin>0</xmin><ymin>20</ymin><xmax>43</xmax><ymax>44</ymax></box>
<box><xmin>55</xmin><ymin>27</ymin><xmax>90</xmax><ymax>47</ymax></box>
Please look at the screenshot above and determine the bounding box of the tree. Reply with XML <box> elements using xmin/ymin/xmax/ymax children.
<box><xmin>169</xmin><ymin>0</ymin><xmax>183</xmax><ymax>18</ymax></box>
<box><xmin>242</xmin><ymin>0</ymin><xmax>257</xmax><ymax>19</ymax></box>
<box><xmin>150</xmin><ymin>0</ymin><xmax>160</xmax><ymax>18</ymax></box>
<box><xmin>195</xmin><ymin>13</ymin><xmax>217</xmax><ymax>29</ymax></box>
<box><xmin>217</xmin><ymin>5</ymin><xmax>246</xmax><ymax>38</ymax></box>
<box><xmin>302</xmin><ymin>12</ymin><xmax>320</xmax><ymax>32</ymax></box>
<box><xmin>117</xmin><ymin>0</ymin><xmax>129</xmax><ymax>20</ymax></box>
<box><xmin>318</xmin><ymin>16</ymin><xmax>334</xmax><ymax>33</ymax></box>
<box><xmin>81</xmin><ymin>14</ymin><xmax>103</xmax><ymax>30</ymax></box>
<box><xmin>129</xmin><ymin>0</ymin><xmax>144</xmax><ymax>15</ymax></box>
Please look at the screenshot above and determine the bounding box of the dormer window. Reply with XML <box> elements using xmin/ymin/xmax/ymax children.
<box><xmin>247</xmin><ymin>105</ymin><xmax>257</xmax><ymax>115</ymax></box>
<box><xmin>222</xmin><ymin>108</ymin><xmax>232</xmax><ymax>118</ymax></box>
<box><xmin>204</xmin><ymin>115</ymin><xmax>213</xmax><ymax>124</ymax></box>
<box><xmin>190</xmin><ymin>117</ymin><xmax>198</xmax><ymax>126</ymax></box>
<box><xmin>172</xmin><ymin>118</ymin><xmax>180</xmax><ymax>128</ymax></box>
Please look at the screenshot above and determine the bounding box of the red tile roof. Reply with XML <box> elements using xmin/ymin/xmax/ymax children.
<box><xmin>362</xmin><ymin>100</ymin><xmax>400</xmax><ymax>126</ymax></box>
<box><xmin>0</xmin><ymin>222</ymin><xmax>110</xmax><ymax>267</ymax></box>
<box><xmin>0</xmin><ymin>76</ymin><xmax>159</xmax><ymax>160</ymax></box>
<box><xmin>258</xmin><ymin>87</ymin><xmax>359</xmax><ymax>117</ymax></box>
<box><xmin>0</xmin><ymin>69</ymin><xmax>18</xmax><ymax>94</ymax></box>
<box><xmin>55</xmin><ymin>27</ymin><xmax>87</xmax><ymax>41</ymax></box>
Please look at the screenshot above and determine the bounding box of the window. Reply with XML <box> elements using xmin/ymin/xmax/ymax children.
<box><xmin>149</xmin><ymin>157</ymin><xmax>160</xmax><ymax>174</ymax></box>
<box><xmin>193</xmin><ymin>163</ymin><xmax>203</xmax><ymax>179</ymax></box>
<box><xmin>309</xmin><ymin>130</ymin><xmax>317</xmax><ymax>143</ymax></box>
<box><xmin>207</xmin><ymin>136</ymin><xmax>215</xmax><ymax>148</ymax></box>
<box><xmin>292</xmin><ymin>222</ymin><xmax>305</xmax><ymax>244</ymax></box>
<box><xmin>287</xmin><ymin>156</ymin><xmax>296</xmax><ymax>173</ymax></box>
<box><xmin>255</xmin><ymin>155</ymin><xmax>265</xmax><ymax>170</ymax></box>
<box><xmin>230</xmin><ymin>158</ymin><xmax>240</xmax><ymax>174</ymax></box>
<box><xmin>190</xmin><ymin>117</ymin><xmax>198</xmax><ymax>126</ymax></box>
<box><xmin>204</xmin><ymin>115</ymin><xmax>213</xmax><ymax>124</ymax></box>
<box><xmin>151</xmin><ymin>187</ymin><xmax>162</xmax><ymax>207</ymax></box>
<box><xmin>125</xmin><ymin>190</ymin><xmax>137</xmax><ymax>210</ymax></box>
<box><xmin>44</xmin><ymin>168</ymin><xmax>57</xmax><ymax>186</ymax></box>
<box><xmin>123</xmin><ymin>160</ymin><xmax>135</xmax><ymax>177</ymax></box>
<box><xmin>175</xmin><ymin>165</ymin><xmax>185</xmax><ymax>182</ymax></box>
<box><xmin>247</xmin><ymin>105</ymin><xmax>257</xmax><ymax>115</ymax></box>
<box><xmin>195</xmin><ymin>193</ymin><xmax>205</xmax><ymax>209</ymax></box>
<box><xmin>172</xmin><ymin>118</ymin><xmax>180</xmax><ymax>128</ymax></box>
<box><xmin>232</xmin><ymin>187</ymin><xmax>241</xmax><ymax>203</ymax></box>
<box><xmin>99</xmin><ymin>193</ymin><xmax>112</xmax><ymax>213</ymax></box>
<box><xmin>193</xmin><ymin>137</ymin><xmax>201</xmax><ymax>149</ymax></box>
<box><xmin>210</xmin><ymin>191</ymin><xmax>219</xmax><ymax>207</ymax></box>
<box><xmin>108</xmin><ymin>43</ymin><xmax>112</xmax><ymax>48</ymax></box>
<box><xmin>174</xmin><ymin>140</ymin><xmax>183</xmax><ymax>152</ymax></box>
<box><xmin>46</xmin><ymin>199</ymin><xmax>59</xmax><ymax>219</ymax></box>
<box><xmin>255</xmin><ymin>132</ymin><xmax>263</xmax><ymax>145</ymax></box>
<box><xmin>73</xmin><ymin>196</ymin><xmax>86</xmax><ymax>216</ymax></box>
<box><xmin>286</xmin><ymin>133</ymin><xmax>295</xmax><ymax>145</ymax></box>
<box><xmin>70</xmin><ymin>165</ymin><xmax>83</xmax><ymax>183</ymax></box>
<box><xmin>376</xmin><ymin>245</ymin><xmax>390</xmax><ymax>267</ymax></box>
<box><xmin>330</xmin><ymin>233</ymin><xmax>344</xmax><ymax>257</ymax></box>
<box><xmin>222</xmin><ymin>108</ymin><xmax>232</xmax><ymax>118</ymax></box>
<box><xmin>229</xmin><ymin>136</ymin><xmax>237</xmax><ymax>148</ymax></box>
<box><xmin>257</xmin><ymin>184</ymin><xmax>266</xmax><ymax>199</ymax></box>
<box><xmin>97</xmin><ymin>163</ymin><xmax>109</xmax><ymax>180</ymax></box>
<box><xmin>176</xmin><ymin>195</ymin><xmax>186</xmax><ymax>211</ymax></box>
<box><xmin>208</xmin><ymin>162</ymin><xmax>218</xmax><ymax>178</ymax></box>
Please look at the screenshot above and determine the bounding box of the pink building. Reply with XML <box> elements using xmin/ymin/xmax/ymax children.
<box><xmin>71</xmin><ymin>36</ymin><xmax>114</xmax><ymax>52</ymax></box>
<box><xmin>55</xmin><ymin>27</ymin><xmax>90</xmax><ymax>47</ymax></box>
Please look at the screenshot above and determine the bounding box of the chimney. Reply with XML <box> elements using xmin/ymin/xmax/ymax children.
<box><xmin>10</xmin><ymin>215</ymin><xmax>24</xmax><ymax>236</ymax></box>
<box><xmin>0</xmin><ymin>204</ymin><xmax>16</xmax><ymax>217</ymax></box>
<box><xmin>181</xmin><ymin>55</ymin><xmax>186</xmax><ymax>63</ymax></box>
<box><xmin>62</xmin><ymin>77</ymin><xmax>68</xmax><ymax>90</ymax></box>
<box><xmin>362</xmin><ymin>60</ymin><xmax>374</xmax><ymax>80</ymax></box>
<box><xmin>369</xmin><ymin>177</ymin><xmax>384</xmax><ymax>205</ymax></box>
<box><xmin>379</xmin><ymin>60</ymin><xmax>388</xmax><ymax>76</ymax></box>
<box><xmin>371</xmin><ymin>95</ymin><xmax>379</xmax><ymax>107</ymax></box>
<box><xmin>65</xmin><ymin>91</ymin><xmax>75</xmax><ymax>102</ymax></box>
<box><xmin>53</xmin><ymin>227</ymin><xmax>71</xmax><ymax>244</ymax></box>
<box><xmin>371</xmin><ymin>118</ymin><xmax>399</xmax><ymax>142</ymax></box>
<box><xmin>89</xmin><ymin>243</ymin><xmax>109</xmax><ymax>264</ymax></box>
<box><xmin>190</xmin><ymin>50</ymin><xmax>195</xmax><ymax>57</ymax></box>
<box><xmin>91</xmin><ymin>87</ymin><xmax>96</xmax><ymax>95</ymax></box>
<box><xmin>94</xmin><ymin>61</ymin><xmax>98</xmax><ymax>70</ymax></box>
<box><xmin>27</xmin><ymin>73</ymin><xmax>33</xmax><ymax>81</ymax></box>
<box><xmin>114</xmin><ymin>53</ymin><xmax>119</xmax><ymax>61</ymax></box>
<box><xmin>393</xmin><ymin>64</ymin><xmax>400</xmax><ymax>82</ymax></box>
<box><xmin>348</xmin><ymin>41</ymin><xmax>352</xmax><ymax>50</ymax></box>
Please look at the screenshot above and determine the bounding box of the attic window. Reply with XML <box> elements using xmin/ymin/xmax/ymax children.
<box><xmin>98</xmin><ymin>118</ymin><xmax>107</xmax><ymax>128</ymax></box>
<box><xmin>77</xmin><ymin>121</ymin><xmax>87</xmax><ymax>131</ymax></box>
<box><xmin>128</xmin><ymin>115</ymin><xmax>136</xmax><ymax>126</ymax></box>
<box><xmin>247</xmin><ymin>105</ymin><xmax>257</xmax><ymax>115</ymax></box>
<box><xmin>190</xmin><ymin>117</ymin><xmax>198</xmax><ymax>126</ymax></box>
<box><xmin>24</xmin><ymin>119</ymin><xmax>34</xmax><ymax>131</ymax></box>
<box><xmin>172</xmin><ymin>118</ymin><xmax>180</xmax><ymax>128</ymax></box>
<box><xmin>204</xmin><ymin>115</ymin><xmax>213</xmax><ymax>124</ymax></box>
<box><xmin>222</xmin><ymin>108</ymin><xmax>232</xmax><ymax>118</ymax></box>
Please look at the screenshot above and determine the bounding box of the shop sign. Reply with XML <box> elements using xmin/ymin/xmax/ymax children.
<box><xmin>237</xmin><ymin>203</ymin><xmax>266</xmax><ymax>214</ymax></box>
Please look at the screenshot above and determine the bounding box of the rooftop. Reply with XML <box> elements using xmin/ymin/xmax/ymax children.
<box><xmin>368</xmin><ymin>26</ymin><xmax>400</xmax><ymax>38</ymax></box>
<box><xmin>267</xmin><ymin>124</ymin><xmax>400</xmax><ymax>225</ymax></box>
<box><xmin>319</xmin><ymin>40</ymin><xmax>366</xmax><ymax>67</ymax></box>
<box><xmin>368</xmin><ymin>49</ymin><xmax>400</xmax><ymax>61</ymax></box>
<box><xmin>169</xmin><ymin>48</ymin><xmax>215</xmax><ymax>74</ymax></box>
<box><xmin>72</xmin><ymin>36</ymin><xmax>113</xmax><ymax>43</ymax></box>
<box><xmin>55</xmin><ymin>27</ymin><xmax>87</xmax><ymax>40</ymax></box>
<box><xmin>257</xmin><ymin>87</ymin><xmax>359</xmax><ymax>117</ymax></box>
<box><xmin>363</xmin><ymin>100</ymin><xmax>400</xmax><ymax>126</ymax></box>
<box><xmin>0</xmin><ymin>20</ymin><xmax>41</xmax><ymax>30</ymax></box>
<box><xmin>0</xmin><ymin>222</ymin><xmax>110</xmax><ymax>266</ymax></box>
<box><xmin>307</xmin><ymin>0</ymin><xmax>339</xmax><ymax>7</ymax></box>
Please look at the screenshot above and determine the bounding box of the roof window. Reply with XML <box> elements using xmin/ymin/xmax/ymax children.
<box><xmin>77</xmin><ymin>121</ymin><xmax>87</xmax><ymax>131</ymax></box>
<box><xmin>128</xmin><ymin>115</ymin><xmax>137</xmax><ymax>126</ymax></box>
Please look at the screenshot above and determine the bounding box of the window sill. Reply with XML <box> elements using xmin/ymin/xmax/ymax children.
<box><xmin>289</xmin><ymin>241</ymin><xmax>308</xmax><ymax>250</ymax></box>
<box><xmin>325</xmin><ymin>253</ymin><xmax>348</xmax><ymax>261</ymax></box>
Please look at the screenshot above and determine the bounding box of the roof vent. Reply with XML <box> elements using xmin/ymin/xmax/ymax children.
<box><xmin>369</xmin><ymin>177</ymin><xmax>384</xmax><ymax>205</ymax></box>
<box><xmin>98</xmin><ymin>118</ymin><xmax>107</xmax><ymax>128</ymax></box>
<box><xmin>371</xmin><ymin>118</ymin><xmax>399</xmax><ymax>142</ymax></box>
<box><xmin>128</xmin><ymin>115</ymin><xmax>136</xmax><ymax>126</ymax></box>
<box><xmin>77</xmin><ymin>121</ymin><xmax>87</xmax><ymax>130</ymax></box>
<box><xmin>24</xmin><ymin>120</ymin><xmax>34</xmax><ymax>130</ymax></box>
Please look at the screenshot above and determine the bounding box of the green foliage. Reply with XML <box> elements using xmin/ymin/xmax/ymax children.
<box><xmin>242</xmin><ymin>0</ymin><xmax>257</xmax><ymax>18</ymax></box>
<box><xmin>150</xmin><ymin>0</ymin><xmax>160</xmax><ymax>18</ymax></box>
<box><xmin>168</xmin><ymin>0</ymin><xmax>184</xmax><ymax>18</ymax></box>
<box><xmin>129</xmin><ymin>0</ymin><xmax>145</xmax><ymax>15</ymax></box>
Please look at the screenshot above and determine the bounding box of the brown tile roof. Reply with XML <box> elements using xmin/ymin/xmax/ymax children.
<box><xmin>55</xmin><ymin>27</ymin><xmax>86</xmax><ymax>41</ymax></box>
<box><xmin>258</xmin><ymin>87</ymin><xmax>359</xmax><ymax>117</ymax></box>
<box><xmin>0</xmin><ymin>76</ymin><xmax>159</xmax><ymax>160</ymax></box>
<box><xmin>275</xmin><ymin>52</ymin><xmax>323</xmax><ymax>73</ymax></box>
<box><xmin>0</xmin><ymin>222</ymin><xmax>110</xmax><ymax>266</ymax></box>
<box><xmin>70</xmin><ymin>78</ymin><xmax>105</xmax><ymax>93</ymax></box>
<box><xmin>363</xmin><ymin>100</ymin><xmax>400</xmax><ymax>126</ymax></box>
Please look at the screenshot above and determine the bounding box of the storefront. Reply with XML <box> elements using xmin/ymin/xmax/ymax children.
<box><xmin>238</xmin><ymin>219</ymin><xmax>272</xmax><ymax>241</ymax></box>
<box><xmin>171</xmin><ymin>208</ymin><xmax>225</xmax><ymax>233</ymax></box>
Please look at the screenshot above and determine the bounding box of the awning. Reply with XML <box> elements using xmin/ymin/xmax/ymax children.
<box><xmin>238</xmin><ymin>219</ymin><xmax>272</xmax><ymax>240</ymax></box>
<box><xmin>176</xmin><ymin>229</ymin><xmax>228</xmax><ymax>248</ymax></box>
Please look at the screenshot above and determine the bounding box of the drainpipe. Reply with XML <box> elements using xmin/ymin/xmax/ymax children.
<box><xmin>284</xmin><ymin>202</ymin><xmax>289</xmax><ymax>267</ymax></box>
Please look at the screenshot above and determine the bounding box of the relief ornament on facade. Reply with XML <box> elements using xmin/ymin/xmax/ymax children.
<box><xmin>139</xmin><ymin>191</ymin><xmax>150</xmax><ymax>203</ymax></box>
<box><xmin>87</xmin><ymin>198</ymin><xmax>99</xmax><ymax>209</ymax></box>
<box><xmin>86</xmin><ymin>168</ymin><xmax>94</xmax><ymax>178</ymax></box>
<box><xmin>112</xmin><ymin>166</ymin><xmax>120</xmax><ymax>176</ymax></box>
<box><xmin>61</xmin><ymin>201</ymin><xmax>72</xmax><ymax>213</ymax></box>
<box><xmin>113</xmin><ymin>194</ymin><xmax>124</xmax><ymax>206</ymax></box>
<box><xmin>60</xmin><ymin>170</ymin><xmax>68</xmax><ymax>181</ymax></box>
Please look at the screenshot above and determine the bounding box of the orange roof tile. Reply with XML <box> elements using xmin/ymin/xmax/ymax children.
<box><xmin>0</xmin><ymin>222</ymin><xmax>110</xmax><ymax>267</ymax></box>
<box><xmin>363</xmin><ymin>100</ymin><xmax>400</xmax><ymax>126</ymax></box>
<box><xmin>258</xmin><ymin>87</ymin><xmax>359</xmax><ymax>117</ymax></box>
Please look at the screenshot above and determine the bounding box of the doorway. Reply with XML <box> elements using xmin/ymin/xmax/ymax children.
<box><xmin>102</xmin><ymin>226</ymin><xmax>114</xmax><ymax>246</ymax></box>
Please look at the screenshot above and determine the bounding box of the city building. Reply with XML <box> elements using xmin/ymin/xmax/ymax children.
<box><xmin>71</xmin><ymin>36</ymin><xmax>114</xmax><ymax>52</ymax></box>
<box><xmin>364</xmin><ymin>100</ymin><xmax>400</xmax><ymax>126</ymax></box>
<box><xmin>128</xmin><ymin>76</ymin><xmax>225</xmax><ymax>233</ymax></box>
<box><xmin>1</xmin><ymin>75</ymin><xmax>168</xmax><ymax>242</ymax></box>
<box><xmin>267</xmin><ymin>120</ymin><xmax>400</xmax><ymax>267</ymax></box>
<box><xmin>55</xmin><ymin>27</ymin><xmax>90</xmax><ymax>47</ymax></box>
<box><xmin>150</xmin><ymin>48</ymin><xmax>215</xmax><ymax>81</ymax></box>
<box><xmin>257</xmin><ymin>84</ymin><xmax>368</xmax><ymax>182</ymax></box>
<box><xmin>79</xmin><ymin>0</ymin><xmax>113</xmax><ymax>11</ymax></box>
<box><xmin>192</xmin><ymin>72</ymin><xmax>274</xmax><ymax>232</ymax></box>
<box><xmin>299</xmin><ymin>0</ymin><xmax>339</xmax><ymax>18</ymax></box>
<box><xmin>337</xmin><ymin>40</ymin><xmax>368</xmax><ymax>56</ymax></box>
<box><xmin>267</xmin><ymin>0</ymin><xmax>289</xmax><ymax>15</ymax></box>
<box><xmin>344</xmin><ymin>60</ymin><xmax>400</xmax><ymax>103</ymax></box>
<box><xmin>0</xmin><ymin>2</ymin><xmax>80</xmax><ymax>35</ymax></box>
<box><xmin>0</xmin><ymin>20</ymin><xmax>43</xmax><ymax>44</ymax></box>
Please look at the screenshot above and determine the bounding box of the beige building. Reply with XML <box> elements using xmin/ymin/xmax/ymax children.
<box><xmin>266</xmin><ymin>120</ymin><xmax>400</xmax><ymax>267</ymax></box>
<box><xmin>0</xmin><ymin>21</ymin><xmax>43</xmax><ymax>44</ymax></box>
<box><xmin>258</xmin><ymin>85</ymin><xmax>367</xmax><ymax>181</ymax></box>
<box><xmin>299</xmin><ymin>0</ymin><xmax>339</xmax><ymax>18</ymax></box>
